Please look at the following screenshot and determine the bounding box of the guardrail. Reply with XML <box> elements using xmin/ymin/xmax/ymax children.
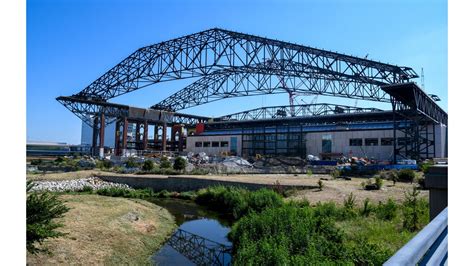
<box><xmin>384</xmin><ymin>207</ymin><xmax>448</xmax><ymax>265</ymax></box>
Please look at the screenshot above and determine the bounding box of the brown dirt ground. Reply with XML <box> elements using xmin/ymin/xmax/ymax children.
<box><xmin>28</xmin><ymin>170</ymin><xmax>427</xmax><ymax>206</ymax></box>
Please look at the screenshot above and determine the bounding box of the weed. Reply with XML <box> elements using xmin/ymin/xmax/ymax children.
<box><xmin>375</xmin><ymin>199</ymin><xmax>397</xmax><ymax>221</ymax></box>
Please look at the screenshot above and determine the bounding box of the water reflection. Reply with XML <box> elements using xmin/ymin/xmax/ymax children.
<box><xmin>150</xmin><ymin>198</ymin><xmax>233</xmax><ymax>265</ymax></box>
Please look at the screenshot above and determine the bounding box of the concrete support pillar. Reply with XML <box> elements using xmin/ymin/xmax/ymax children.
<box><xmin>425</xmin><ymin>165</ymin><xmax>448</xmax><ymax>221</ymax></box>
<box><xmin>135</xmin><ymin>122</ymin><xmax>141</xmax><ymax>143</ymax></box>
<box><xmin>122</xmin><ymin>118</ymin><xmax>128</xmax><ymax>156</ymax></box>
<box><xmin>143</xmin><ymin>121</ymin><xmax>148</xmax><ymax>150</ymax></box>
<box><xmin>99</xmin><ymin>112</ymin><xmax>105</xmax><ymax>159</ymax></box>
<box><xmin>114</xmin><ymin>120</ymin><xmax>121</xmax><ymax>156</ymax></box>
<box><xmin>178</xmin><ymin>126</ymin><xmax>184</xmax><ymax>152</ymax></box>
<box><xmin>162</xmin><ymin>123</ymin><xmax>167</xmax><ymax>151</ymax></box>
<box><xmin>92</xmin><ymin>116</ymin><xmax>99</xmax><ymax>156</ymax></box>
<box><xmin>154</xmin><ymin>124</ymin><xmax>159</xmax><ymax>148</ymax></box>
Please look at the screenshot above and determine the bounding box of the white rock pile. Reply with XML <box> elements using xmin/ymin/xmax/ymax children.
<box><xmin>30</xmin><ymin>177</ymin><xmax>131</xmax><ymax>192</ymax></box>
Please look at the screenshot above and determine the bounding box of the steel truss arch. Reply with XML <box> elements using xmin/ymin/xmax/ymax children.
<box><xmin>73</xmin><ymin>28</ymin><xmax>417</xmax><ymax>101</ymax></box>
<box><xmin>151</xmin><ymin>62</ymin><xmax>391</xmax><ymax>111</ymax></box>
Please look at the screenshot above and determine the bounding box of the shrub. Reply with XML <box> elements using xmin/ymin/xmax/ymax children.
<box><xmin>195</xmin><ymin>186</ymin><xmax>283</xmax><ymax>219</ymax></box>
<box><xmin>96</xmin><ymin>159</ymin><xmax>113</xmax><ymax>169</ymax></box>
<box><xmin>229</xmin><ymin>204</ymin><xmax>347</xmax><ymax>264</ymax></box>
<box><xmin>79</xmin><ymin>185</ymin><xmax>93</xmax><ymax>193</ymax></box>
<box><xmin>343</xmin><ymin>193</ymin><xmax>356</xmax><ymax>210</ymax></box>
<box><xmin>27</xmin><ymin>181</ymin><xmax>70</xmax><ymax>254</ymax></box>
<box><xmin>397</xmin><ymin>169</ymin><xmax>415</xmax><ymax>183</ymax></box>
<box><xmin>306</xmin><ymin>169</ymin><xmax>313</xmax><ymax>177</ymax></box>
<box><xmin>247</xmin><ymin>189</ymin><xmax>283</xmax><ymax>214</ymax></box>
<box><xmin>142</xmin><ymin>160</ymin><xmax>155</xmax><ymax>171</ymax></box>
<box><xmin>173</xmin><ymin>157</ymin><xmax>186</xmax><ymax>171</ymax></box>
<box><xmin>360</xmin><ymin>198</ymin><xmax>373</xmax><ymax>217</ymax></box>
<box><xmin>343</xmin><ymin>193</ymin><xmax>357</xmax><ymax>218</ymax></box>
<box><xmin>272</xmin><ymin>180</ymin><xmax>285</xmax><ymax>196</ymax></box>
<box><xmin>403</xmin><ymin>187</ymin><xmax>428</xmax><ymax>231</ymax></box>
<box><xmin>380</xmin><ymin>170</ymin><xmax>399</xmax><ymax>185</ymax></box>
<box><xmin>375</xmin><ymin>199</ymin><xmax>397</xmax><ymax>221</ymax></box>
<box><xmin>419</xmin><ymin>160</ymin><xmax>434</xmax><ymax>174</ymax></box>
<box><xmin>54</xmin><ymin>156</ymin><xmax>65</xmax><ymax>163</ymax></box>
<box><xmin>30</xmin><ymin>159</ymin><xmax>43</xmax><ymax>166</ymax></box>
<box><xmin>374</xmin><ymin>176</ymin><xmax>383</xmax><ymax>189</ymax></box>
<box><xmin>125</xmin><ymin>158</ymin><xmax>139</xmax><ymax>168</ymax></box>
<box><xmin>318</xmin><ymin>179</ymin><xmax>324</xmax><ymax>191</ymax></box>
<box><xmin>96</xmin><ymin>187</ymin><xmax>130</xmax><ymax>197</ymax></box>
<box><xmin>160</xmin><ymin>156</ymin><xmax>172</xmax><ymax>169</ymax></box>
<box><xmin>313</xmin><ymin>202</ymin><xmax>344</xmax><ymax>220</ymax></box>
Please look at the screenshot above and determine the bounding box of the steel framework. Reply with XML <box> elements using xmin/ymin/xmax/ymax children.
<box><xmin>152</xmin><ymin>60</ymin><xmax>395</xmax><ymax>111</ymax></box>
<box><xmin>72</xmin><ymin>28</ymin><xmax>417</xmax><ymax>102</ymax></box>
<box><xmin>214</xmin><ymin>103</ymin><xmax>382</xmax><ymax>122</ymax></box>
<box><xmin>57</xmin><ymin>96</ymin><xmax>208</xmax><ymax>127</ymax></box>
<box><xmin>56</xmin><ymin>28</ymin><xmax>448</xmax><ymax>161</ymax></box>
<box><xmin>167</xmin><ymin>229</ymin><xmax>232</xmax><ymax>266</ymax></box>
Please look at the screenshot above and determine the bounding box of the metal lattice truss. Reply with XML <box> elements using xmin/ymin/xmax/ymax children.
<box><xmin>57</xmin><ymin>96</ymin><xmax>208</xmax><ymax>127</ymax></box>
<box><xmin>167</xmin><ymin>229</ymin><xmax>232</xmax><ymax>266</ymax></box>
<box><xmin>151</xmin><ymin>59</ymin><xmax>393</xmax><ymax>111</ymax></box>
<box><xmin>215</xmin><ymin>103</ymin><xmax>382</xmax><ymax>122</ymax></box>
<box><xmin>73</xmin><ymin>28</ymin><xmax>417</xmax><ymax>102</ymax></box>
<box><xmin>57</xmin><ymin>96</ymin><xmax>128</xmax><ymax>127</ymax></box>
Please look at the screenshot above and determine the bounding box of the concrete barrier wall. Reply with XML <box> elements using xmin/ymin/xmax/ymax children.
<box><xmin>98</xmin><ymin>175</ymin><xmax>316</xmax><ymax>192</ymax></box>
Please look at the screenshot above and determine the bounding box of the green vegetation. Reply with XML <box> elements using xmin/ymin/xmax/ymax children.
<box><xmin>419</xmin><ymin>160</ymin><xmax>434</xmax><ymax>174</ymax></box>
<box><xmin>306</xmin><ymin>169</ymin><xmax>313</xmax><ymax>177</ymax></box>
<box><xmin>317</xmin><ymin>179</ymin><xmax>324</xmax><ymax>191</ymax></box>
<box><xmin>375</xmin><ymin>175</ymin><xmax>384</xmax><ymax>189</ymax></box>
<box><xmin>229</xmin><ymin>203</ymin><xmax>392</xmax><ymax>265</ymax></box>
<box><xmin>125</xmin><ymin>158</ymin><xmax>139</xmax><ymax>168</ymax></box>
<box><xmin>195</xmin><ymin>186</ymin><xmax>283</xmax><ymax>219</ymax></box>
<box><xmin>27</xmin><ymin>181</ymin><xmax>70</xmax><ymax>254</ymax></box>
<box><xmin>229</xmin><ymin>193</ymin><xmax>429</xmax><ymax>265</ymax></box>
<box><xmin>96</xmin><ymin>159</ymin><xmax>113</xmax><ymax>169</ymax></box>
<box><xmin>397</xmin><ymin>169</ymin><xmax>416</xmax><ymax>183</ymax></box>
<box><xmin>173</xmin><ymin>157</ymin><xmax>186</xmax><ymax>171</ymax></box>
<box><xmin>142</xmin><ymin>160</ymin><xmax>155</xmax><ymax>171</ymax></box>
<box><xmin>375</xmin><ymin>198</ymin><xmax>398</xmax><ymax>221</ymax></box>
<box><xmin>403</xmin><ymin>187</ymin><xmax>427</xmax><ymax>231</ymax></box>
<box><xmin>159</xmin><ymin>156</ymin><xmax>172</xmax><ymax>169</ymax></box>
<box><xmin>379</xmin><ymin>169</ymin><xmax>399</xmax><ymax>185</ymax></box>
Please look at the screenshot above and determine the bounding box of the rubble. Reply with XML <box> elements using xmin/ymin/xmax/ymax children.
<box><xmin>30</xmin><ymin>177</ymin><xmax>131</xmax><ymax>192</ymax></box>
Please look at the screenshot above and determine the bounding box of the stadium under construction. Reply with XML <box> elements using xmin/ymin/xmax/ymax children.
<box><xmin>57</xmin><ymin>28</ymin><xmax>448</xmax><ymax>163</ymax></box>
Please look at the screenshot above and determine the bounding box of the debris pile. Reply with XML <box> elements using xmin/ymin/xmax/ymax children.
<box><xmin>30</xmin><ymin>177</ymin><xmax>131</xmax><ymax>192</ymax></box>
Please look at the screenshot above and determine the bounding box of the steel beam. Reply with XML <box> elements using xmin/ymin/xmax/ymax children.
<box><xmin>72</xmin><ymin>28</ymin><xmax>417</xmax><ymax>101</ymax></box>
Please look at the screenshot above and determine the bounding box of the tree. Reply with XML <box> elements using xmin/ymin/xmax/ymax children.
<box><xmin>160</xmin><ymin>156</ymin><xmax>171</xmax><ymax>169</ymax></box>
<box><xmin>174</xmin><ymin>157</ymin><xmax>186</xmax><ymax>171</ymax></box>
<box><xmin>142</xmin><ymin>159</ymin><xmax>155</xmax><ymax>171</ymax></box>
<box><xmin>27</xmin><ymin>181</ymin><xmax>70</xmax><ymax>254</ymax></box>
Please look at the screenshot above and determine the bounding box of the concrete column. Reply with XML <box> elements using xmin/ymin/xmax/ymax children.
<box><xmin>143</xmin><ymin>121</ymin><xmax>148</xmax><ymax>150</ymax></box>
<box><xmin>114</xmin><ymin>120</ymin><xmax>121</xmax><ymax>156</ymax></box>
<box><xmin>425</xmin><ymin>165</ymin><xmax>448</xmax><ymax>221</ymax></box>
<box><xmin>92</xmin><ymin>116</ymin><xmax>99</xmax><ymax>156</ymax></box>
<box><xmin>162</xmin><ymin>123</ymin><xmax>167</xmax><ymax>151</ymax></box>
<box><xmin>122</xmin><ymin>118</ymin><xmax>128</xmax><ymax>156</ymax></box>
<box><xmin>99</xmin><ymin>112</ymin><xmax>105</xmax><ymax>158</ymax></box>
<box><xmin>178</xmin><ymin>126</ymin><xmax>184</xmax><ymax>152</ymax></box>
<box><xmin>154</xmin><ymin>124</ymin><xmax>159</xmax><ymax>146</ymax></box>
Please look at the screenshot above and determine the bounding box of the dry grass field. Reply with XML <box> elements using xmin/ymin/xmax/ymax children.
<box><xmin>27</xmin><ymin>194</ymin><xmax>176</xmax><ymax>265</ymax></box>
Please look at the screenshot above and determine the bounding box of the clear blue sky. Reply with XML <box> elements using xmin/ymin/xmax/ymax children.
<box><xmin>27</xmin><ymin>0</ymin><xmax>447</xmax><ymax>144</ymax></box>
